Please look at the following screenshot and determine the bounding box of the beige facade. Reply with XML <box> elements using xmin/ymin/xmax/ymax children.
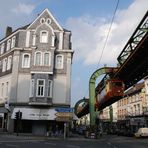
<box><xmin>117</xmin><ymin>80</ymin><xmax>148</xmax><ymax>121</ymax></box>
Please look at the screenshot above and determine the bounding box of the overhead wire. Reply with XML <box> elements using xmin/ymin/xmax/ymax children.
<box><xmin>83</xmin><ymin>0</ymin><xmax>120</xmax><ymax>98</ymax></box>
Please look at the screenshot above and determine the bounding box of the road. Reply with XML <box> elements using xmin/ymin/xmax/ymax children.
<box><xmin>0</xmin><ymin>134</ymin><xmax>148</xmax><ymax>148</ymax></box>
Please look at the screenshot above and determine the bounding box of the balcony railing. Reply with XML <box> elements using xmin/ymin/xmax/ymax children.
<box><xmin>29</xmin><ymin>97</ymin><xmax>52</xmax><ymax>105</ymax></box>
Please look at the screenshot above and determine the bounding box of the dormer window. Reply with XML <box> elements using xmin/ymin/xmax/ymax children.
<box><xmin>6</xmin><ymin>39</ymin><xmax>11</xmax><ymax>51</ymax></box>
<box><xmin>11</xmin><ymin>36</ymin><xmax>16</xmax><ymax>48</ymax></box>
<box><xmin>40</xmin><ymin>18</ymin><xmax>45</xmax><ymax>24</ymax></box>
<box><xmin>40</xmin><ymin>31</ymin><xmax>48</xmax><ymax>43</ymax></box>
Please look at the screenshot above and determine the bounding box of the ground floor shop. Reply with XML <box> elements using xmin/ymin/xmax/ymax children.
<box><xmin>117</xmin><ymin>115</ymin><xmax>148</xmax><ymax>136</ymax></box>
<box><xmin>0</xmin><ymin>106</ymin><xmax>73</xmax><ymax>136</ymax></box>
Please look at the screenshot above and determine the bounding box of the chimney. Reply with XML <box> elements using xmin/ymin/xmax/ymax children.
<box><xmin>5</xmin><ymin>26</ymin><xmax>12</xmax><ymax>37</ymax></box>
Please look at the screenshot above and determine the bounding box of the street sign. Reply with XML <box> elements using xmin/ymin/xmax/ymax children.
<box><xmin>55</xmin><ymin>108</ymin><xmax>73</xmax><ymax>113</ymax></box>
<box><xmin>55</xmin><ymin>116</ymin><xmax>72</xmax><ymax>122</ymax></box>
<box><xmin>55</xmin><ymin>112</ymin><xmax>73</xmax><ymax>117</ymax></box>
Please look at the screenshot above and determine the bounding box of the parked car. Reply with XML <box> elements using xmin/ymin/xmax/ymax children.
<box><xmin>135</xmin><ymin>128</ymin><xmax>148</xmax><ymax>138</ymax></box>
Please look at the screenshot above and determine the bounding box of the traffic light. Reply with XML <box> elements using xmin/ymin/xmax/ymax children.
<box><xmin>15</xmin><ymin>111</ymin><xmax>22</xmax><ymax>120</ymax></box>
<box><xmin>15</xmin><ymin>112</ymin><xmax>19</xmax><ymax>120</ymax></box>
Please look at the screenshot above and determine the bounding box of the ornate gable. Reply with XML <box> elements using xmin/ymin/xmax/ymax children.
<box><xmin>27</xmin><ymin>9</ymin><xmax>63</xmax><ymax>31</ymax></box>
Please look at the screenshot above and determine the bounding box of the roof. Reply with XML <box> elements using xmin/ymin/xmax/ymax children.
<box><xmin>124</xmin><ymin>82</ymin><xmax>144</xmax><ymax>96</ymax></box>
<box><xmin>0</xmin><ymin>24</ymin><xmax>30</xmax><ymax>42</ymax></box>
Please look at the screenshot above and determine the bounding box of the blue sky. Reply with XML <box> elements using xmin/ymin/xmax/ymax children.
<box><xmin>0</xmin><ymin>0</ymin><xmax>148</xmax><ymax>106</ymax></box>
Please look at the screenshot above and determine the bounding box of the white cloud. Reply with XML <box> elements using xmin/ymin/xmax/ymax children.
<box><xmin>0</xmin><ymin>0</ymin><xmax>37</xmax><ymax>38</ymax></box>
<box><xmin>66</xmin><ymin>0</ymin><xmax>148</xmax><ymax>66</ymax></box>
<box><xmin>12</xmin><ymin>3</ymin><xmax>35</xmax><ymax>15</ymax></box>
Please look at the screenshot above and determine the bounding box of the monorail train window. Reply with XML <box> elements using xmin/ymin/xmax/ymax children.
<box><xmin>112</xmin><ymin>82</ymin><xmax>123</xmax><ymax>87</ymax></box>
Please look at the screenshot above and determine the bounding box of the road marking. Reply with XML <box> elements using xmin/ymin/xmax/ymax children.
<box><xmin>66</xmin><ymin>145</ymin><xmax>80</xmax><ymax>148</ymax></box>
<box><xmin>6</xmin><ymin>144</ymin><xmax>20</xmax><ymax>147</ymax></box>
<box><xmin>45</xmin><ymin>142</ymin><xmax>56</xmax><ymax>146</ymax></box>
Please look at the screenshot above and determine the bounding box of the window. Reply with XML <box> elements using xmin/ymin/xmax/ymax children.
<box><xmin>40</xmin><ymin>31</ymin><xmax>48</xmax><ymax>43</ymax></box>
<box><xmin>48</xmin><ymin>80</ymin><xmax>52</xmax><ymax>97</ymax></box>
<box><xmin>2</xmin><ymin>58</ymin><xmax>7</xmax><ymax>72</ymax></box>
<box><xmin>1</xmin><ymin>43</ymin><xmax>5</xmax><ymax>54</ymax></box>
<box><xmin>6</xmin><ymin>39</ymin><xmax>11</xmax><ymax>51</ymax></box>
<box><xmin>40</xmin><ymin>18</ymin><xmax>45</xmax><ymax>24</ymax></box>
<box><xmin>46</xmin><ymin>18</ymin><xmax>51</xmax><ymax>24</ymax></box>
<box><xmin>29</xmin><ymin>79</ymin><xmax>34</xmax><ymax>97</ymax></box>
<box><xmin>55</xmin><ymin>55</ymin><xmax>63</xmax><ymax>69</ymax></box>
<box><xmin>0</xmin><ymin>61</ymin><xmax>1</xmax><ymax>70</ymax></box>
<box><xmin>44</xmin><ymin>52</ymin><xmax>51</xmax><ymax>66</ymax></box>
<box><xmin>6</xmin><ymin>82</ymin><xmax>9</xmax><ymax>97</ymax></box>
<box><xmin>7</xmin><ymin>56</ymin><xmax>12</xmax><ymax>70</ymax></box>
<box><xmin>37</xmin><ymin>79</ymin><xmax>45</xmax><ymax>97</ymax></box>
<box><xmin>22</xmin><ymin>54</ymin><xmax>30</xmax><ymax>68</ymax></box>
<box><xmin>1</xmin><ymin>83</ymin><xmax>4</xmax><ymax>97</ymax></box>
<box><xmin>35</xmin><ymin>52</ymin><xmax>42</xmax><ymax>65</ymax></box>
<box><xmin>11</xmin><ymin>36</ymin><xmax>16</xmax><ymax>48</ymax></box>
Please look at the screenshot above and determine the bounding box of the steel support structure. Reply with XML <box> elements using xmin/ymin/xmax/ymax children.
<box><xmin>89</xmin><ymin>67</ymin><xmax>118</xmax><ymax>126</ymax></box>
<box><xmin>118</xmin><ymin>11</ymin><xmax>148</xmax><ymax>65</ymax></box>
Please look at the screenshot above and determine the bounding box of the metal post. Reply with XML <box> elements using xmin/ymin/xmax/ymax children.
<box><xmin>64</xmin><ymin>122</ymin><xmax>66</xmax><ymax>139</ymax></box>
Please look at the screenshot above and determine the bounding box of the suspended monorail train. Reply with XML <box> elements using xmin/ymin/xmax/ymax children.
<box><xmin>95</xmin><ymin>78</ymin><xmax>124</xmax><ymax>111</ymax></box>
<box><xmin>75</xmin><ymin>78</ymin><xmax>124</xmax><ymax>118</ymax></box>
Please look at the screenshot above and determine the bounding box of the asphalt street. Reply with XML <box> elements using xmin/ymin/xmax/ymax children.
<box><xmin>0</xmin><ymin>134</ymin><xmax>148</xmax><ymax>148</ymax></box>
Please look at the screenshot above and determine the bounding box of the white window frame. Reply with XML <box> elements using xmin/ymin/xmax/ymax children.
<box><xmin>48</xmin><ymin>80</ymin><xmax>52</xmax><ymax>97</ymax></box>
<box><xmin>36</xmin><ymin>79</ymin><xmax>45</xmax><ymax>97</ymax></box>
<box><xmin>40</xmin><ymin>30</ymin><xmax>48</xmax><ymax>43</ymax></box>
<box><xmin>34</xmin><ymin>51</ymin><xmax>42</xmax><ymax>66</ymax></box>
<box><xmin>55</xmin><ymin>54</ymin><xmax>64</xmax><ymax>69</ymax></box>
<box><xmin>46</xmin><ymin>18</ymin><xmax>51</xmax><ymax>24</ymax></box>
<box><xmin>43</xmin><ymin>52</ymin><xmax>51</xmax><ymax>66</ymax></box>
<box><xmin>11</xmin><ymin>36</ymin><xmax>16</xmax><ymax>48</ymax></box>
<box><xmin>22</xmin><ymin>53</ymin><xmax>30</xmax><ymax>68</ymax></box>
<box><xmin>7</xmin><ymin>56</ymin><xmax>12</xmax><ymax>70</ymax></box>
<box><xmin>40</xmin><ymin>18</ymin><xmax>45</xmax><ymax>24</ymax></box>
<box><xmin>1</xmin><ymin>43</ymin><xmax>5</xmax><ymax>54</ymax></box>
<box><xmin>6</xmin><ymin>39</ymin><xmax>11</xmax><ymax>51</ymax></box>
<box><xmin>2</xmin><ymin>58</ymin><xmax>7</xmax><ymax>72</ymax></box>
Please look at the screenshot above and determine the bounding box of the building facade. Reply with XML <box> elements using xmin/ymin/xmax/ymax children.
<box><xmin>0</xmin><ymin>9</ymin><xmax>73</xmax><ymax>135</ymax></box>
<box><xmin>117</xmin><ymin>80</ymin><xmax>148</xmax><ymax>134</ymax></box>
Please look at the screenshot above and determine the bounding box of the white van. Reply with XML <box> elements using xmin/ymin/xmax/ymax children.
<box><xmin>135</xmin><ymin>128</ymin><xmax>148</xmax><ymax>137</ymax></box>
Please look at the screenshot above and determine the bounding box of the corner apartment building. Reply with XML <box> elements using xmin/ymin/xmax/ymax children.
<box><xmin>0</xmin><ymin>9</ymin><xmax>73</xmax><ymax>135</ymax></box>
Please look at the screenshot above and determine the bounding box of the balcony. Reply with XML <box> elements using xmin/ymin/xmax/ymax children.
<box><xmin>29</xmin><ymin>97</ymin><xmax>52</xmax><ymax>106</ymax></box>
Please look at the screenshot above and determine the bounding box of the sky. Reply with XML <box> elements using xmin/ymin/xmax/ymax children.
<box><xmin>0</xmin><ymin>0</ymin><xmax>148</xmax><ymax>107</ymax></box>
